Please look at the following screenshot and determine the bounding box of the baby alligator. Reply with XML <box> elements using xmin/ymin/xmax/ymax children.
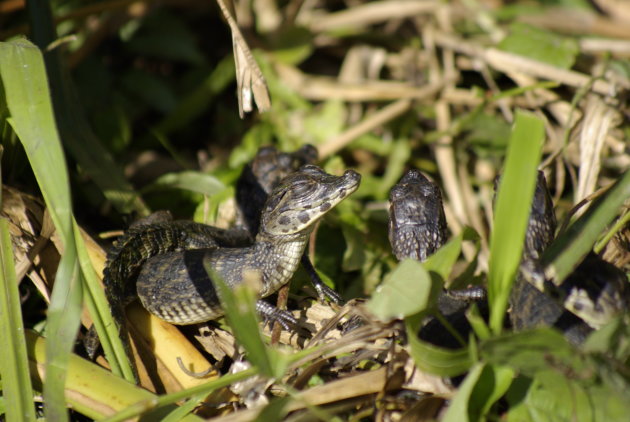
<box><xmin>388</xmin><ymin>169</ymin><xmax>628</xmax><ymax>345</ymax></box>
<box><xmin>388</xmin><ymin>170</ymin><xmax>486</xmax><ymax>313</ymax></box>
<box><xmin>108</xmin><ymin>165</ymin><xmax>360</xmax><ymax>330</ymax></box>
<box><xmin>235</xmin><ymin>144</ymin><xmax>342</xmax><ymax>303</ymax></box>
<box><xmin>510</xmin><ymin>172</ymin><xmax>629</xmax><ymax>344</ymax></box>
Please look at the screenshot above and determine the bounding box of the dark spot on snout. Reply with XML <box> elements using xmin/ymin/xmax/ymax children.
<box><xmin>320</xmin><ymin>202</ymin><xmax>331</xmax><ymax>212</ymax></box>
<box><xmin>298</xmin><ymin>211</ymin><xmax>310</xmax><ymax>224</ymax></box>
<box><xmin>278</xmin><ymin>216</ymin><xmax>290</xmax><ymax>226</ymax></box>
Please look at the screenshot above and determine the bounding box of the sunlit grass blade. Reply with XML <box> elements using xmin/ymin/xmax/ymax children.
<box><xmin>0</xmin><ymin>220</ymin><xmax>37</xmax><ymax>421</ymax></box>
<box><xmin>487</xmin><ymin>110</ymin><xmax>545</xmax><ymax>334</ymax></box>
<box><xmin>0</xmin><ymin>37</ymin><xmax>84</xmax><ymax>421</ymax></box>
<box><xmin>211</xmin><ymin>268</ymin><xmax>288</xmax><ymax>379</ymax></box>
<box><xmin>542</xmin><ymin>169</ymin><xmax>630</xmax><ymax>282</ymax></box>
<box><xmin>73</xmin><ymin>221</ymin><xmax>135</xmax><ymax>382</ymax></box>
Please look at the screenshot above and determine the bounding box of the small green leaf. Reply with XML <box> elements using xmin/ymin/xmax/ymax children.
<box><xmin>406</xmin><ymin>319</ymin><xmax>474</xmax><ymax>376</ymax></box>
<box><xmin>498</xmin><ymin>23</ymin><xmax>579</xmax><ymax>69</ymax></box>
<box><xmin>146</xmin><ymin>171</ymin><xmax>226</xmax><ymax>197</ymax></box>
<box><xmin>366</xmin><ymin>259</ymin><xmax>440</xmax><ymax>321</ymax></box>
<box><xmin>270</xmin><ymin>26</ymin><xmax>314</xmax><ymax>65</ymax></box>
<box><xmin>303</xmin><ymin>100</ymin><xmax>347</xmax><ymax>144</ymax></box>
<box><xmin>125</xmin><ymin>11</ymin><xmax>205</xmax><ymax>64</ymax></box>
<box><xmin>462</xmin><ymin>112</ymin><xmax>511</xmax><ymax>157</ymax></box>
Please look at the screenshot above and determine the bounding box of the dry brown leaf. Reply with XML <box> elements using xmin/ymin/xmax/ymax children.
<box><xmin>215</xmin><ymin>0</ymin><xmax>271</xmax><ymax>118</ymax></box>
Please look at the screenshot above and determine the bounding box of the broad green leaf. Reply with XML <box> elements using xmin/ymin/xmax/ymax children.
<box><xmin>498</xmin><ymin>23</ymin><xmax>579</xmax><ymax>69</ymax></box>
<box><xmin>488</xmin><ymin>111</ymin><xmax>545</xmax><ymax>333</ymax></box>
<box><xmin>366</xmin><ymin>259</ymin><xmax>440</xmax><ymax>321</ymax></box>
<box><xmin>480</xmin><ymin>329</ymin><xmax>578</xmax><ymax>376</ymax></box>
<box><xmin>0</xmin><ymin>220</ymin><xmax>37</xmax><ymax>421</ymax></box>
<box><xmin>505</xmin><ymin>370</ymin><xmax>630</xmax><ymax>422</ymax></box>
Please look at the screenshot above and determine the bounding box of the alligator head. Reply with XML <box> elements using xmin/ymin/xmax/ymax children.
<box><xmin>259</xmin><ymin>164</ymin><xmax>361</xmax><ymax>239</ymax></box>
<box><xmin>388</xmin><ymin>169</ymin><xmax>448</xmax><ymax>262</ymax></box>
<box><xmin>237</xmin><ymin>144</ymin><xmax>319</xmax><ymax>234</ymax></box>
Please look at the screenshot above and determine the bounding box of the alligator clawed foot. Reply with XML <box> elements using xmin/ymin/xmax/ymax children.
<box><xmin>256</xmin><ymin>300</ymin><xmax>298</xmax><ymax>331</ymax></box>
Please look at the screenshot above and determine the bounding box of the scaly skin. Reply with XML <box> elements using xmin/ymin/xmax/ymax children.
<box><xmin>387</xmin><ymin>169</ymin><xmax>628</xmax><ymax>346</ymax></box>
<box><xmin>386</xmin><ymin>169</ymin><xmax>486</xmax><ymax>350</ymax></box>
<box><xmin>510</xmin><ymin>172</ymin><xmax>629</xmax><ymax>344</ymax></box>
<box><xmin>388</xmin><ymin>170</ymin><xmax>448</xmax><ymax>262</ymax></box>
<box><xmin>235</xmin><ymin>144</ymin><xmax>342</xmax><ymax>304</ymax></box>
<box><xmin>136</xmin><ymin>165</ymin><xmax>361</xmax><ymax>324</ymax></box>
<box><xmin>388</xmin><ymin>170</ymin><xmax>486</xmax><ymax>314</ymax></box>
<box><xmin>236</xmin><ymin>144</ymin><xmax>318</xmax><ymax>234</ymax></box>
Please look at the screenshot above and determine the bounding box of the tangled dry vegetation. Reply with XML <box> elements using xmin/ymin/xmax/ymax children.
<box><xmin>1</xmin><ymin>0</ymin><xmax>630</xmax><ymax>421</ymax></box>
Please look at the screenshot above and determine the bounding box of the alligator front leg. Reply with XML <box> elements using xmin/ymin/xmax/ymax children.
<box><xmin>300</xmin><ymin>254</ymin><xmax>343</xmax><ymax>305</ymax></box>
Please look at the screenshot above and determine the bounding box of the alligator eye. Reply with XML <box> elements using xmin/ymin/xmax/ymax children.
<box><xmin>291</xmin><ymin>180</ymin><xmax>311</xmax><ymax>196</ymax></box>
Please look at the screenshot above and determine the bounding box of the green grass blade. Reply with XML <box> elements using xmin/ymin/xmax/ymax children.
<box><xmin>0</xmin><ymin>37</ymin><xmax>83</xmax><ymax>421</ymax></box>
<box><xmin>487</xmin><ymin>110</ymin><xmax>545</xmax><ymax>334</ymax></box>
<box><xmin>212</xmin><ymin>268</ymin><xmax>288</xmax><ymax>379</ymax></box>
<box><xmin>0</xmin><ymin>219</ymin><xmax>37</xmax><ymax>421</ymax></box>
<box><xmin>73</xmin><ymin>221</ymin><xmax>135</xmax><ymax>382</ymax></box>
<box><xmin>442</xmin><ymin>364</ymin><xmax>485</xmax><ymax>422</ymax></box>
<box><xmin>543</xmin><ymin>169</ymin><xmax>630</xmax><ymax>282</ymax></box>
